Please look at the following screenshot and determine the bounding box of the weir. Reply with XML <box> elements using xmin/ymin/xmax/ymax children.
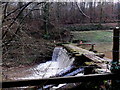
<box><xmin>2</xmin><ymin>44</ymin><xmax>114</xmax><ymax>89</ymax></box>
<box><xmin>52</xmin><ymin>47</ymin><xmax>75</xmax><ymax>68</ymax></box>
<box><xmin>15</xmin><ymin>46</ymin><xmax>77</xmax><ymax>80</ymax></box>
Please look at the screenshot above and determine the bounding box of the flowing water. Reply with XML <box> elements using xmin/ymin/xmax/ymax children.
<box><xmin>10</xmin><ymin>47</ymin><xmax>75</xmax><ymax>80</ymax></box>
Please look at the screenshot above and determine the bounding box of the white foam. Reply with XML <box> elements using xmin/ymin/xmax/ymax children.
<box><xmin>15</xmin><ymin>47</ymin><xmax>75</xmax><ymax>80</ymax></box>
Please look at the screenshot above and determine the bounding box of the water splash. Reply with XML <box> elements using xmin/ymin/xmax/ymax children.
<box><xmin>15</xmin><ymin>47</ymin><xmax>75</xmax><ymax>80</ymax></box>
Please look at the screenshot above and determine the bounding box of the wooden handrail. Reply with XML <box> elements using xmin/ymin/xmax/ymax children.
<box><xmin>1</xmin><ymin>73</ymin><xmax>120</xmax><ymax>88</ymax></box>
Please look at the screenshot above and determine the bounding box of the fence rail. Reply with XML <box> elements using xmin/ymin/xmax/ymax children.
<box><xmin>1</xmin><ymin>73</ymin><xmax>120</xmax><ymax>88</ymax></box>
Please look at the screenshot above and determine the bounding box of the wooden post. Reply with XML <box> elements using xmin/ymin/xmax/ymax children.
<box><xmin>112</xmin><ymin>27</ymin><xmax>120</xmax><ymax>90</ymax></box>
<box><xmin>113</xmin><ymin>27</ymin><xmax>119</xmax><ymax>64</ymax></box>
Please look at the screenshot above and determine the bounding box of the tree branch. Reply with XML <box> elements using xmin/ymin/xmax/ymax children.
<box><xmin>2</xmin><ymin>3</ymin><xmax>26</xmax><ymax>22</ymax></box>
<box><xmin>76</xmin><ymin>2</ymin><xmax>90</xmax><ymax>19</ymax></box>
<box><xmin>3</xmin><ymin>2</ymin><xmax>8</xmax><ymax>19</ymax></box>
<box><xmin>2</xmin><ymin>2</ymin><xmax>32</xmax><ymax>39</ymax></box>
<box><xmin>2</xmin><ymin>2</ymin><xmax>45</xmax><ymax>48</ymax></box>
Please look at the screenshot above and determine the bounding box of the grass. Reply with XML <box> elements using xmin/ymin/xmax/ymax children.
<box><xmin>71</xmin><ymin>30</ymin><xmax>120</xmax><ymax>59</ymax></box>
<box><xmin>71</xmin><ymin>30</ymin><xmax>113</xmax><ymax>43</ymax></box>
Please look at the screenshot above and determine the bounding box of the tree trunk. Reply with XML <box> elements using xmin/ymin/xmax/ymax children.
<box><xmin>18</xmin><ymin>2</ymin><xmax>24</xmax><ymax>22</ymax></box>
<box><xmin>43</xmin><ymin>2</ymin><xmax>50</xmax><ymax>38</ymax></box>
<box><xmin>99</xmin><ymin>2</ymin><xmax>103</xmax><ymax>25</ymax></box>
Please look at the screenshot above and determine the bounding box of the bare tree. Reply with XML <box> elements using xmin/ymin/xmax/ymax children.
<box><xmin>2</xmin><ymin>2</ymin><xmax>45</xmax><ymax>48</ymax></box>
<box><xmin>76</xmin><ymin>2</ymin><xmax>90</xmax><ymax>23</ymax></box>
<box><xmin>89</xmin><ymin>1</ymin><xmax>93</xmax><ymax>23</ymax></box>
<box><xmin>99</xmin><ymin>2</ymin><xmax>103</xmax><ymax>25</ymax></box>
<box><xmin>2</xmin><ymin>2</ymin><xmax>32</xmax><ymax>40</ymax></box>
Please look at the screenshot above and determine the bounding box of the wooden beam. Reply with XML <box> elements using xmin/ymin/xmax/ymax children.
<box><xmin>63</xmin><ymin>44</ymin><xmax>95</xmax><ymax>56</ymax></box>
<box><xmin>1</xmin><ymin>73</ymin><xmax>120</xmax><ymax>88</ymax></box>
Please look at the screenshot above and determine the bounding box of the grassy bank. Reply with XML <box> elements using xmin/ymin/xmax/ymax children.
<box><xmin>71</xmin><ymin>30</ymin><xmax>113</xmax><ymax>43</ymax></box>
<box><xmin>71</xmin><ymin>30</ymin><xmax>120</xmax><ymax>59</ymax></box>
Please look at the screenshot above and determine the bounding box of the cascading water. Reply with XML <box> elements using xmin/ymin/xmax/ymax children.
<box><xmin>16</xmin><ymin>47</ymin><xmax>75</xmax><ymax>80</ymax></box>
<box><xmin>52</xmin><ymin>47</ymin><xmax>75</xmax><ymax>68</ymax></box>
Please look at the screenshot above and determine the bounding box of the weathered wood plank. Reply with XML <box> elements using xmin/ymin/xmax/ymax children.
<box><xmin>63</xmin><ymin>44</ymin><xmax>112</xmax><ymax>73</ymax></box>
<box><xmin>83</xmin><ymin>54</ymin><xmax>106</xmax><ymax>63</ymax></box>
<box><xmin>63</xmin><ymin>44</ymin><xmax>112</xmax><ymax>63</ymax></box>
<box><xmin>63</xmin><ymin>44</ymin><xmax>95</xmax><ymax>56</ymax></box>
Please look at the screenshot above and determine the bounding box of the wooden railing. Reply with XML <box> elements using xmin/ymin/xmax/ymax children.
<box><xmin>1</xmin><ymin>73</ymin><xmax>120</xmax><ymax>88</ymax></box>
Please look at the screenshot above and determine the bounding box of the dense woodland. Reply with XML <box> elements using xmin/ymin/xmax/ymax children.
<box><xmin>2</xmin><ymin>1</ymin><xmax>120</xmax><ymax>67</ymax></box>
